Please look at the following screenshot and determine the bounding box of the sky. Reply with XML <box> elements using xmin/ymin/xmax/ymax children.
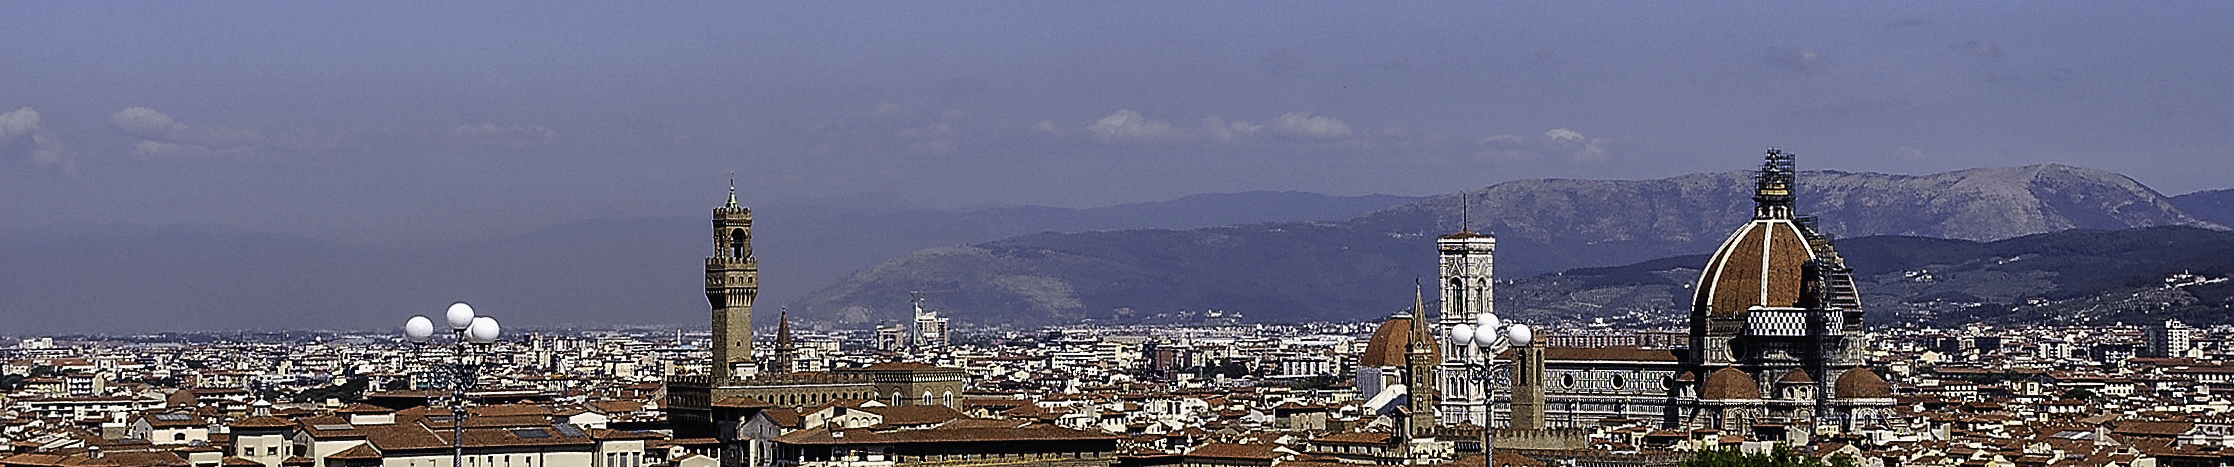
<box><xmin>5</xmin><ymin>2</ymin><xmax>2233</xmax><ymax>245</ymax></box>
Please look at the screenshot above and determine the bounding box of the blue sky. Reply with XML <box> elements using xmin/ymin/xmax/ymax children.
<box><xmin>6</xmin><ymin>2</ymin><xmax>2232</xmax><ymax>244</ymax></box>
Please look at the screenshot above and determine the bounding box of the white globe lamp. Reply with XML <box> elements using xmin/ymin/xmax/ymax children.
<box><xmin>403</xmin><ymin>315</ymin><xmax>435</xmax><ymax>344</ymax></box>
<box><xmin>1450</xmin><ymin>323</ymin><xmax>1475</xmax><ymax>346</ymax></box>
<box><xmin>1508</xmin><ymin>324</ymin><xmax>1533</xmax><ymax>347</ymax></box>
<box><xmin>466</xmin><ymin>317</ymin><xmax>501</xmax><ymax>344</ymax></box>
<box><xmin>1474</xmin><ymin>324</ymin><xmax>1502</xmax><ymax>348</ymax></box>
<box><xmin>446</xmin><ymin>301</ymin><xmax>477</xmax><ymax>331</ymax></box>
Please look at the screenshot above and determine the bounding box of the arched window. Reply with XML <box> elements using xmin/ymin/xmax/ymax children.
<box><xmin>729</xmin><ymin>230</ymin><xmax>748</xmax><ymax>258</ymax></box>
<box><xmin>174</xmin><ymin>433</ymin><xmax>186</xmax><ymax>441</ymax></box>
<box><xmin>922</xmin><ymin>391</ymin><xmax>933</xmax><ymax>405</ymax></box>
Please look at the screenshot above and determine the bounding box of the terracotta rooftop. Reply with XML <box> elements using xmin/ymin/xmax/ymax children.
<box><xmin>230</xmin><ymin>416</ymin><xmax>293</xmax><ymax>429</ymax></box>
<box><xmin>1188</xmin><ymin>442</ymin><xmax>1281</xmax><ymax>460</ymax></box>
<box><xmin>864</xmin><ymin>405</ymin><xmax>964</xmax><ymax>427</ymax></box>
<box><xmin>773</xmin><ymin>425</ymin><xmax>1117</xmax><ymax>446</ymax></box>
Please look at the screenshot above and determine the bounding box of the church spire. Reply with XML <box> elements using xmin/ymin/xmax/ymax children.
<box><xmin>727</xmin><ymin>172</ymin><xmax>740</xmax><ymax>209</ymax></box>
<box><xmin>1404</xmin><ymin>279</ymin><xmax>1437</xmax><ymax>440</ymax></box>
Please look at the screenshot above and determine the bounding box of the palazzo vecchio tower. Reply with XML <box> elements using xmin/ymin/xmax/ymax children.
<box><xmin>707</xmin><ymin>182</ymin><xmax>759</xmax><ymax>381</ymax></box>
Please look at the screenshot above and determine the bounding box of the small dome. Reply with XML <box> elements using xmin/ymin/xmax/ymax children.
<box><xmin>1359</xmin><ymin>313</ymin><xmax>1439</xmax><ymax>368</ymax></box>
<box><xmin>1675</xmin><ymin>371</ymin><xmax>1697</xmax><ymax>382</ymax></box>
<box><xmin>1777</xmin><ymin>369</ymin><xmax>1815</xmax><ymax>384</ymax></box>
<box><xmin>1700</xmin><ymin>367</ymin><xmax>1762</xmax><ymax>400</ymax></box>
<box><xmin>1835</xmin><ymin>368</ymin><xmax>1892</xmax><ymax>399</ymax></box>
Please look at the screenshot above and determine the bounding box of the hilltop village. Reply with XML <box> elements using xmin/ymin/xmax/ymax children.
<box><xmin>7</xmin><ymin>153</ymin><xmax>2232</xmax><ymax>467</ymax></box>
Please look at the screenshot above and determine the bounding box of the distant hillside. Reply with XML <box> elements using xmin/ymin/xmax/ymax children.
<box><xmin>793</xmin><ymin>164</ymin><xmax>2230</xmax><ymax>327</ymax></box>
<box><xmin>0</xmin><ymin>191</ymin><xmax>1414</xmax><ymax>335</ymax></box>
<box><xmin>1499</xmin><ymin>226</ymin><xmax>2234</xmax><ymax>328</ymax></box>
<box><xmin>2173</xmin><ymin>188</ymin><xmax>2234</xmax><ymax>228</ymax></box>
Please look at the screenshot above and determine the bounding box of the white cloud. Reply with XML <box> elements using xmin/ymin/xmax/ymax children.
<box><xmin>452</xmin><ymin>123</ymin><xmax>556</xmax><ymax>149</ymax></box>
<box><xmin>1272</xmin><ymin>112</ymin><xmax>1355</xmax><ymax>140</ymax></box>
<box><xmin>1085</xmin><ymin>109</ymin><xmax>1185</xmax><ymax>142</ymax></box>
<box><xmin>1951</xmin><ymin>41</ymin><xmax>2002</xmax><ymax>59</ymax></box>
<box><xmin>134</xmin><ymin>140</ymin><xmax>190</xmax><ymax>156</ymax></box>
<box><xmin>1574</xmin><ymin>138</ymin><xmax>1610</xmax><ymax>164</ymax></box>
<box><xmin>1031</xmin><ymin>120</ymin><xmax>1062</xmax><ymax>135</ymax></box>
<box><xmin>1543</xmin><ymin>128</ymin><xmax>1586</xmax><ymax>144</ymax></box>
<box><xmin>1895</xmin><ymin>146</ymin><xmax>1928</xmax><ymax>161</ymax></box>
<box><xmin>1228</xmin><ymin>120</ymin><xmax>1263</xmax><ymax>136</ymax></box>
<box><xmin>108</xmin><ymin>107</ymin><xmax>263</xmax><ymax>153</ymax></box>
<box><xmin>1764</xmin><ymin>47</ymin><xmax>1827</xmax><ymax>71</ymax></box>
<box><xmin>1202</xmin><ymin>116</ymin><xmax>1234</xmax><ymax>140</ymax></box>
<box><xmin>110</xmin><ymin>107</ymin><xmax>184</xmax><ymax>139</ymax></box>
<box><xmin>899</xmin><ymin>122</ymin><xmax>952</xmax><ymax>139</ymax></box>
<box><xmin>0</xmin><ymin>107</ymin><xmax>40</xmax><ymax>142</ymax></box>
<box><xmin>1474</xmin><ymin>128</ymin><xmax>1613</xmax><ymax>164</ymax></box>
<box><xmin>869</xmin><ymin>102</ymin><xmax>909</xmax><ymax>117</ymax></box>
<box><xmin>2</xmin><ymin>107</ymin><xmax>67</xmax><ymax>168</ymax></box>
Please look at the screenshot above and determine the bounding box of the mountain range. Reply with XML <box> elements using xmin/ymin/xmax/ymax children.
<box><xmin>7</xmin><ymin>164</ymin><xmax>2230</xmax><ymax>334</ymax></box>
<box><xmin>0</xmin><ymin>192</ymin><xmax>1414</xmax><ymax>334</ymax></box>
<box><xmin>790</xmin><ymin>164</ymin><xmax>2230</xmax><ymax>327</ymax></box>
<box><xmin>1501</xmin><ymin>226</ymin><xmax>2234</xmax><ymax>329</ymax></box>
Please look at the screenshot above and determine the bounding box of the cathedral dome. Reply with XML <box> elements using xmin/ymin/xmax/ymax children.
<box><xmin>1691</xmin><ymin>218</ymin><xmax>1816</xmax><ymax>317</ymax></box>
<box><xmin>1700</xmin><ymin>367</ymin><xmax>1762</xmax><ymax>400</ymax></box>
<box><xmin>1359</xmin><ymin>313</ymin><xmax>1439</xmax><ymax>368</ymax></box>
<box><xmin>1835</xmin><ymin>368</ymin><xmax>1892</xmax><ymax>399</ymax></box>
<box><xmin>1776</xmin><ymin>369</ymin><xmax>1814</xmax><ymax>384</ymax></box>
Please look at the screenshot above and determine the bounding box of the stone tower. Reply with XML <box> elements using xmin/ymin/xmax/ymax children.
<box><xmin>1435</xmin><ymin>228</ymin><xmax>1495</xmax><ymax>426</ymax></box>
<box><xmin>773</xmin><ymin>310</ymin><xmax>796</xmax><ymax>374</ymax></box>
<box><xmin>707</xmin><ymin>182</ymin><xmax>759</xmax><ymax>382</ymax></box>
<box><xmin>1509</xmin><ymin>339</ymin><xmax>1547</xmax><ymax>430</ymax></box>
<box><xmin>1404</xmin><ymin>285</ymin><xmax>1439</xmax><ymax>440</ymax></box>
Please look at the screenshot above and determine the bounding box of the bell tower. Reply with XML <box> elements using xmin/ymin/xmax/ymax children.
<box><xmin>708</xmin><ymin>179</ymin><xmax>759</xmax><ymax>381</ymax></box>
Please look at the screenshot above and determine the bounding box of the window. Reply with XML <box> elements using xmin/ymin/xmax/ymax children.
<box><xmin>1610</xmin><ymin>374</ymin><xmax>1624</xmax><ymax>389</ymax></box>
<box><xmin>174</xmin><ymin>433</ymin><xmax>186</xmax><ymax>441</ymax></box>
<box><xmin>267</xmin><ymin>446</ymin><xmax>278</xmax><ymax>456</ymax></box>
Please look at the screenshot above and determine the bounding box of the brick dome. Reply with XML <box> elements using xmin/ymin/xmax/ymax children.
<box><xmin>1700</xmin><ymin>367</ymin><xmax>1762</xmax><ymax>400</ymax></box>
<box><xmin>1692</xmin><ymin>218</ymin><xmax>1817</xmax><ymax>317</ymax></box>
<box><xmin>1359</xmin><ymin>313</ymin><xmax>1438</xmax><ymax>368</ymax></box>
<box><xmin>1835</xmin><ymin>368</ymin><xmax>1892</xmax><ymax>399</ymax></box>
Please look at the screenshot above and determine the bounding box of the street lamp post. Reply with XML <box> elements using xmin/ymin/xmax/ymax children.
<box><xmin>404</xmin><ymin>301</ymin><xmax>502</xmax><ymax>467</ymax></box>
<box><xmin>1446</xmin><ymin>312</ymin><xmax>1532</xmax><ymax>467</ymax></box>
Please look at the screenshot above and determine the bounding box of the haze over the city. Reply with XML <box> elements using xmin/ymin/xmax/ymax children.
<box><xmin>6</xmin><ymin>3</ymin><xmax>2232</xmax><ymax>245</ymax></box>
